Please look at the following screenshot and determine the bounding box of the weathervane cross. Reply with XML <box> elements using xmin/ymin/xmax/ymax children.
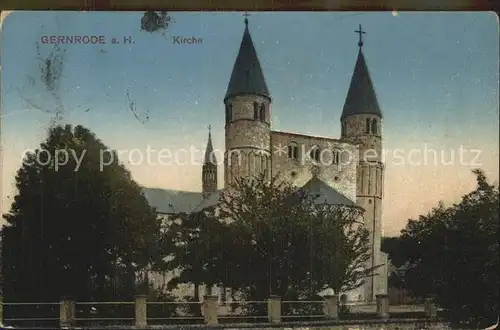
<box><xmin>243</xmin><ymin>11</ymin><xmax>251</xmax><ymax>25</ymax></box>
<box><xmin>355</xmin><ymin>24</ymin><xmax>366</xmax><ymax>47</ymax></box>
<box><xmin>208</xmin><ymin>124</ymin><xmax>211</xmax><ymax>133</ymax></box>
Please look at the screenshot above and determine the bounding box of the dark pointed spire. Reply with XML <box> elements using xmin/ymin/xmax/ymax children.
<box><xmin>204</xmin><ymin>125</ymin><xmax>216</xmax><ymax>164</ymax></box>
<box><xmin>341</xmin><ymin>25</ymin><xmax>382</xmax><ymax>120</ymax></box>
<box><xmin>202</xmin><ymin>125</ymin><xmax>217</xmax><ymax>198</ymax></box>
<box><xmin>224</xmin><ymin>14</ymin><xmax>270</xmax><ymax>101</ymax></box>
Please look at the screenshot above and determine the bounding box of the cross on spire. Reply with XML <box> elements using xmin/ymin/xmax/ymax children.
<box><xmin>243</xmin><ymin>11</ymin><xmax>251</xmax><ymax>26</ymax></box>
<box><xmin>355</xmin><ymin>24</ymin><xmax>366</xmax><ymax>48</ymax></box>
<box><xmin>208</xmin><ymin>124</ymin><xmax>211</xmax><ymax>133</ymax></box>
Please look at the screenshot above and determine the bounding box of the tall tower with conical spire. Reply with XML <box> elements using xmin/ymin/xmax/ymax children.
<box><xmin>224</xmin><ymin>13</ymin><xmax>272</xmax><ymax>187</ymax></box>
<box><xmin>202</xmin><ymin>125</ymin><xmax>218</xmax><ymax>199</ymax></box>
<box><xmin>340</xmin><ymin>25</ymin><xmax>386</xmax><ymax>302</ymax></box>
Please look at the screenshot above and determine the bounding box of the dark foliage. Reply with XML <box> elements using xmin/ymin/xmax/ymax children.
<box><xmin>158</xmin><ymin>172</ymin><xmax>374</xmax><ymax>315</ymax></box>
<box><xmin>2</xmin><ymin>125</ymin><xmax>161</xmax><ymax>321</ymax></box>
<box><xmin>391</xmin><ymin>169</ymin><xmax>499</xmax><ymax>328</ymax></box>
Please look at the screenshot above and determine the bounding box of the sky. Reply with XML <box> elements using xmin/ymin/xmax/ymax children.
<box><xmin>1</xmin><ymin>11</ymin><xmax>499</xmax><ymax>236</ymax></box>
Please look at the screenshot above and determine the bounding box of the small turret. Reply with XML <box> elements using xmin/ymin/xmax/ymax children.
<box><xmin>202</xmin><ymin>125</ymin><xmax>217</xmax><ymax>198</ymax></box>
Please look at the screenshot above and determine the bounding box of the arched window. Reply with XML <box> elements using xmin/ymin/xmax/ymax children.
<box><xmin>365</xmin><ymin>118</ymin><xmax>370</xmax><ymax>134</ymax></box>
<box><xmin>310</xmin><ymin>146</ymin><xmax>320</xmax><ymax>163</ymax></box>
<box><xmin>226</xmin><ymin>103</ymin><xmax>232</xmax><ymax>124</ymax></box>
<box><xmin>288</xmin><ymin>143</ymin><xmax>299</xmax><ymax>160</ymax></box>
<box><xmin>259</xmin><ymin>104</ymin><xmax>266</xmax><ymax>122</ymax></box>
<box><xmin>371</xmin><ymin>118</ymin><xmax>378</xmax><ymax>135</ymax></box>
<box><xmin>253</xmin><ymin>102</ymin><xmax>259</xmax><ymax>120</ymax></box>
<box><xmin>332</xmin><ymin>149</ymin><xmax>340</xmax><ymax>165</ymax></box>
<box><xmin>340</xmin><ymin>149</ymin><xmax>351</xmax><ymax>164</ymax></box>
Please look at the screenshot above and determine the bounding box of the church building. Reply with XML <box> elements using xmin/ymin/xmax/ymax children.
<box><xmin>143</xmin><ymin>16</ymin><xmax>388</xmax><ymax>303</ymax></box>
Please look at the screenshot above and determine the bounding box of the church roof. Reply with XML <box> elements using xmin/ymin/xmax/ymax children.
<box><xmin>191</xmin><ymin>190</ymin><xmax>223</xmax><ymax>213</ymax></box>
<box><xmin>299</xmin><ymin>176</ymin><xmax>361</xmax><ymax>208</ymax></box>
<box><xmin>142</xmin><ymin>187</ymin><xmax>203</xmax><ymax>214</ymax></box>
<box><xmin>341</xmin><ymin>48</ymin><xmax>382</xmax><ymax>120</ymax></box>
<box><xmin>224</xmin><ymin>18</ymin><xmax>270</xmax><ymax>101</ymax></box>
<box><xmin>188</xmin><ymin>178</ymin><xmax>360</xmax><ymax>214</ymax></box>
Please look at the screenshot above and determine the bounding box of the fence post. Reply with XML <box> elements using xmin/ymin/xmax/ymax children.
<box><xmin>424</xmin><ymin>294</ymin><xmax>437</xmax><ymax>319</ymax></box>
<box><xmin>60</xmin><ymin>297</ymin><xmax>75</xmax><ymax>328</ymax></box>
<box><xmin>376</xmin><ymin>294</ymin><xmax>389</xmax><ymax>319</ymax></box>
<box><xmin>322</xmin><ymin>294</ymin><xmax>339</xmax><ymax>319</ymax></box>
<box><xmin>267</xmin><ymin>295</ymin><xmax>281</xmax><ymax>323</ymax></box>
<box><xmin>202</xmin><ymin>295</ymin><xmax>218</xmax><ymax>325</ymax></box>
<box><xmin>135</xmin><ymin>294</ymin><xmax>148</xmax><ymax>328</ymax></box>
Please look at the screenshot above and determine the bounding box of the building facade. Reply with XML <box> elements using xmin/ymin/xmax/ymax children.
<box><xmin>143</xmin><ymin>18</ymin><xmax>388</xmax><ymax>303</ymax></box>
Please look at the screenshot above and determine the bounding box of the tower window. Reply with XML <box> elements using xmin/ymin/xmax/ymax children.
<box><xmin>287</xmin><ymin>144</ymin><xmax>299</xmax><ymax>160</ymax></box>
<box><xmin>365</xmin><ymin>118</ymin><xmax>370</xmax><ymax>134</ymax></box>
<box><xmin>259</xmin><ymin>104</ymin><xmax>266</xmax><ymax>122</ymax></box>
<box><xmin>309</xmin><ymin>147</ymin><xmax>320</xmax><ymax>163</ymax></box>
<box><xmin>226</xmin><ymin>103</ymin><xmax>232</xmax><ymax>124</ymax></box>
<box><xmin>371</xmin><ymin>118</ymin><xmax>378</xmax><ymax>135</ymax></box>
<box><xmin>253</xmin><ymin>102</ymin><xmax>259</xmax><ymax>120</ymax></box>
<box><xmin>332</xmin><ymin>149</ymin><xmax>340</xmax><ymax>165</ymax></box>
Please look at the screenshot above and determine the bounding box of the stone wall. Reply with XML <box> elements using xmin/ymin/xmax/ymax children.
<box><xmin>224</xmin><ymin>94</ymin><xmax>272</xmax><ymax>188</ymax></box>
<box><xmin>79</xmin><ymin>319</ymin><xmax>450</xmax><ymax>329</ymax></box>
<box><xmin>270</xmin><ymin>131</ymin><xmax>358</xmax><ymax>202</ymax></box>
<box><xmin>255</xmin><ymin>320</ymin><xmax>449</xmax><ymax>330</ymax></box>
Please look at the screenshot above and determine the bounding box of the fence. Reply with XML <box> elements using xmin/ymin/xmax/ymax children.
<box><xmin>0</xmin><ymin>294</ymin><xmax>440</xmax><ymax>328</ymax></box>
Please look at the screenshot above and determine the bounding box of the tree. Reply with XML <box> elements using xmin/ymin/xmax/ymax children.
<box><xmin>155</xmin><ymin>210</ymin><xmax>229</xmax><ymax>316</ymax></box>
<box><xmin>397</xmin><ymin>169</ymin><xmax>499</xmax><ymax>328</ymax></box>
<box><xmin>2</xmin><ymin>124</ymin><xmax>161</xmax><ymax>308</ymax></box>
<box><xmin>162</xmin><ymin>172</ymin><xmax>372</xmax><ymax>315</ymax></box>
<box><xmin>381</xmin><ymin>236</ymin><xmax>406</xmax><ymax>268</ymax></box>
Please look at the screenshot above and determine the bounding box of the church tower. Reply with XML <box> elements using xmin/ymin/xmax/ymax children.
<box><xmin>202</xmin><ymin>126</ymin><xmax>217</xmax><ymax>199</ymax></box>
<box><xmin>340</xmin><ymin>25</ymin><xmax>385</xmax><ymax>302</ymax></box>
<box><xmin>224</xmin><ymin>14</ymin><xmax>272</xmax><ymax>188</ymax></box>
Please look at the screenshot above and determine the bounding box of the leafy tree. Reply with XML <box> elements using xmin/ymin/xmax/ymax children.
<box><xmin>381</xmin><ymin>236</ymin><xmax>406</xmax><ymax>268</ymax></box>
<box><xmin>218</xmin><ymin>174</ymin><xmax>372</xmax><ymax>304</ymax></box>
<box><xmin>155</xmin><ymin>210</ymin><xmax>229</xmax><ymax>316</ymax></box>
<box><xmin>162</xmin><ymin>173</ymin><xmax>373</xmax><ymax>315</ymax></box>
<box><xmin>397</xmin><ymin>169</ymin><xmax>499</xmax><ymax>328</ymax></box>
<box><xmin>2</xmin><ymin>124</ymin><xmax>161</xmax><ymax>309</ymax></box>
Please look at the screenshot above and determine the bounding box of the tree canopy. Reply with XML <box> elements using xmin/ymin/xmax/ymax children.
<box><xmin>388</xmin><ymin>169</ymin><xmax>499</xmax><ymax>328</ymax></box>
<box><xmin>2</xmin><ymin>124</ymin><xmax>161</xmax><ymax>304</ymax></box>
<box><xmin>160</xmin><ymin>173</ymin><xmax>373</xmax><ymax>309</ymax></box>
